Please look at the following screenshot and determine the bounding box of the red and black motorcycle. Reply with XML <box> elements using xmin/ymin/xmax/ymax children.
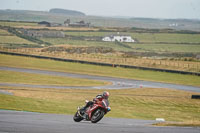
<box><xmin>73</xmin><ymin>99</ymin><xmax>111</xmax><ymax>123</ymax></box>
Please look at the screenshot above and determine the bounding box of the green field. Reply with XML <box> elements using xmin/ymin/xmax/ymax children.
<box><xmin>41</xmin><ymin>33</ymin><xmax>200</xmax><ymax>54</ymax></box>
<box><xmin>129</xmin><ymin>33</ymin><xmax>200</xmax><ymax>43</ymax></box>
<box><xmin>129</xmin><ymin>43</ymin><xmax>200</xmax><ymax>53</ymax></box>
<box><xmin>65</xmin><ymin>31</ymin><xmax>116</xmax><ymax>37</ymax></box>
<box><xmin>0</xmin><ymin>54</ymin><xmax>200</xmax><ymax>86</ymax></box>
<box><xmin>64</xmin><ymin>31</ymin><xmax>200</xmax><ymax>43</ymax></box>
<box><xmin>0</xmin><ymin>29</ymin><xmax>12</xmax><ymax>35</ymax></box>
<box><xmin>0</xmin><ymin>87</ymin><xmax>200</xmax><ymax>124</ymax></box>
<box><xmin>0</xmin><ymin>27</ymin><xmax>37</xmax><ymax>45</ymax></box>
<box><xmin>0</xmin><ymin>21</ymin><xmax>38</xmax><ymax>27</ymax></box>
<box><xmin>41</xmin><ymin>38</ymin><xmax>132</xmax><ymax>51</ymax></box>
<box><xmin>41</xmin><ymin>38</ymin><xmax>200</xmax><ymax>53</ymax></box>
<box><xmin>0</xmin><ymin>70</ymin><xmax>107</xmax><ymax>86</ymax></box>
<box><xmin>0</xmin><ymin>36</ymin><xmax>36</xmax><ymax>44</ymax></box>
<box><xmin>1</xmin><ymin>20</ymin><xmax>200</xmax><ymax>57</ymax></box>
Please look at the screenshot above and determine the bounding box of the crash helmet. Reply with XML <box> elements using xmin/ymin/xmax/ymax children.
<box><xmin>102</xmin><ymin>91</ymin><xmax>109</xmax><ymax>99</ymax></box>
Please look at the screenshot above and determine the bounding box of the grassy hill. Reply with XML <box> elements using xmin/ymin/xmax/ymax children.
<box><xmin>49</xmin><ymin>8</ymin><xmax>85</xmax><ymax>16</ymax></box>
<box><xmin>0</xmin><ymin>9</ymin><xmax>200</xmax><ymax>31</ymax></box>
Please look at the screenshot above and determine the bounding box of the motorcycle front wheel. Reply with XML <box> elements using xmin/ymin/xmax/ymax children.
<box><xmin>73</xmin><ymin>111</ymin><xmax>83</xmax><ymax>122</ymax></box>
<box><xmin>91</xmin><ymin>109</ymin><xmax>105</xmax><ymax>123</ymax></box>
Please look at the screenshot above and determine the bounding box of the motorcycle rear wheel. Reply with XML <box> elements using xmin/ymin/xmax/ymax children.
<box><xmin>73</xmin><ymin>111</ymin><xmax>83</xmax><ymax>122</ymax></box>
<box><xmin>91</xmin><ymin>109</ymin><xmax>105</xmax><ymax>123</ymax></box>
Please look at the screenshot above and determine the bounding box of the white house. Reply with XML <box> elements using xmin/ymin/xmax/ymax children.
<box><xmin>102</xmin><ymin>33</ymin><xmax>134</xmax><ymax>43</ymax></box>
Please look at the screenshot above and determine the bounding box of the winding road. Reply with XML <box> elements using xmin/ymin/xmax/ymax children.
<box><xmin>0</xmin><ymin>66</ymin><xmax>200</xmax><ymax>92</ymax></box>
<box><xmin>1</xmin><ymin>66</ymin><xmax>200</xmax><ymax>132</ymax></box>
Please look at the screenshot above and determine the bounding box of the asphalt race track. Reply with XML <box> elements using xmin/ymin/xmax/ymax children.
<box><xmin>0</xmin><ymin>110</ymin><xmax>200</xmax><ymax>133</ymax></box>
<box><xmin>0</xmin><ymin>67</ymin><xmax>200</xmax><ymax>132</ymax></box>
<box><xmin>0</xmin><ymin>66</ymin><xmax>200</xmax><ymax>92</ymax></box>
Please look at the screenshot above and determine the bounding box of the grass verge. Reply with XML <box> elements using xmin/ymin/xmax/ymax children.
<box><xmin>154</xmin><ymin>122</ymin><xmax>200</xmax><ymax>127</ymax></box>
<box><xmin>0</xmin><ymin>54</ymin><xmax>200</xmax><ymax>86</ymax></box>
<box><xmin>0</xmin><ymin>87</ymin><xmax>200</xmax><ymax>125</ymax></box>
<box><xmin>0</xmin><ymin>70</ymin><xmax>108</xmax><ymax>86</ymax></box>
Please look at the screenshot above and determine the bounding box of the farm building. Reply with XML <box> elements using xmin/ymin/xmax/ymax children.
<box><xmin>196</xmin><ymin>55</ymin><xmax>200</xmax><ymax>60</ymax></box>
<box><xmin>38</xmin><ymin>21</ymin><xmax>51</xmax><ymax>27</ymax></box>
<box><xmin>64</xmin><ymin>19</ymin><xmax>90</xmax><ymax>27</ymax></box>
<box><xmin>102</xmin><ymin>33</ymin><xmax>134</xmax><ymax>42</ymax></box>
<box><xmin>50</xmin><ymin>23</ymin><xmax>62</xmax><ymax>27</ymax></box>
<box><xmin>38</xmin><ymin>21</ymin><xmax>62</xmax><ymax>27</ymax></box>
<box><xmin>38</xmin><ymin>19</ymin><xmax>90</xmax><ymax>27</ymax></box>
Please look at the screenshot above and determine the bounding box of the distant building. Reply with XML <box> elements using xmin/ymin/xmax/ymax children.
<box><xmin>64</xmin><ymin>19</ymin><xmax>90</xmax><ymax>27</ymax></box>
<box><xmin>50</xmin><ymin>23</ymin><xmax>62</xmax><ymax>27</ymax></box>
<box><xmin>102</xmin><ymin>33</ymin><xmax>134</xmax><ymax>42</ymax></box>
<box><xmin>169</xmin><ymin>23</ymin><xmax>178</xmax><ymax>27</ymax></box>
<box><xmin>38</xmin><ymin>21</ymin><xmax>51</xmax><ymax>27</ymax></box>
<box><xmin>38</xmin><ymin>19</ymin><xmax>90</xmax><ymax>27</ymax></box>
<box><xmin>38</xmin><ymin>21</ymin><xmax>62</xmax><ymax>27</ymax></box>
<box><xmin>196</xmin><ymin>55</ymin><xmax>200</xmax><ymax>60</ymax></box>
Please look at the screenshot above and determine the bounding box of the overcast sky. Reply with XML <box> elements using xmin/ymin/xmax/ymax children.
<box><xmin>1</xmin><ymin>0</ymin><xmax>200</xmax><ymax>19</ymax></box>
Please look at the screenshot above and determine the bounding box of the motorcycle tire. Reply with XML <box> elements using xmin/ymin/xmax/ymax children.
<box><xmin>73</xmin><ymin>111</ymin><xmax>83</xmax><ymax>122</ymax></box>
<box><xmin>91</xmin><ymin>109</ymin><xmax>105</xmax><ymax>123</ymax></box>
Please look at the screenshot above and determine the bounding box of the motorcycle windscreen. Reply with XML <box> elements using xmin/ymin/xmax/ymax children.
<box><xmin>102</xmin><ymin>99</ymin><xmax>109</xmax><ymax>108</ymax></box>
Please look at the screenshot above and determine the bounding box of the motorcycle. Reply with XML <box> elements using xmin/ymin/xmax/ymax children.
<box><xmin>73</xmin><ymin>99</ymin><xmax>111</xmax><ymax>123</ymax></box>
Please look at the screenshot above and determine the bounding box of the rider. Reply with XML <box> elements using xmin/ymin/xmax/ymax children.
<box><xmin>80</xmin><ymin>91</ymin><xmax>110</xmax><ymax>113</ymax></box>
